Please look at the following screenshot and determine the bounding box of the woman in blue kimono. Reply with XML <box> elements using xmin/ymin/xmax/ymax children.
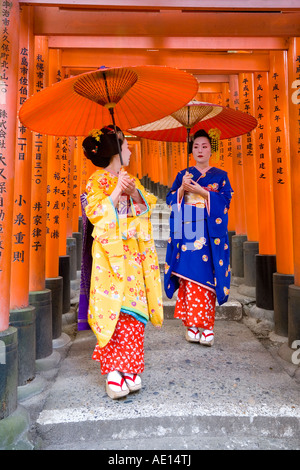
<box><xmin>164</xmin><ymin>129</ymin><xmax>233</xmax><ymax>346</ymax></box>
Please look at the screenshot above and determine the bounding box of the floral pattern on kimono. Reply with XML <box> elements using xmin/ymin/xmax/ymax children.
<box><xmin>85</xmin><ymin>169</ymin><xmax>163</xmax><ymax>348</ymax></box>
<box><xmin>164</xmin><ymin>166</ymin><xmax>233</xmax><ymax>306</ymax></box>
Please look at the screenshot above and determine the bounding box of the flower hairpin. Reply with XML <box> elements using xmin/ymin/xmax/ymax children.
<box><xmin>208</xmin><ymin>128</ymin><xmax>221</xmax><ymax>154</ymax></box>
<box><xmin>208</xmin><ymin>128</ymin><xmax>221</xmax><ymax>141</ymax></box>
<box><xmin>89</xmin><ymin>129</ymin><xmax>103</xmax><ymax>142</ymax></box>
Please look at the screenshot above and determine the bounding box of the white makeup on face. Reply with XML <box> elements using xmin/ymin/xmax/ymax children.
<box><xmin>121</xmin><ymin>139</ymin><xmax>131</xmax><ymax>166</ymax></box>
<box><xmin>192</xmin><ymin>136</ymin><xmax>211</xmax><ymax>168</ymax></box>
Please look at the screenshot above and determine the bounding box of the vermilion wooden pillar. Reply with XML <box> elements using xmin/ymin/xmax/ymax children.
<box><xmin>45</xmin><ymin>48</ymin><xmax>64</xmax><ymax>340</ymax></box>
<box><xmin>253</xmin><ymin>72</ymin><xmax>277</xmax><ymax>312</ymax></box>
<box><xmin>287</xmin><ymin>37</ymin><xmax>300</xmax><ymax>347</ymax></box>
<box><xmin>229</xmin><ymin>75</ymin><xmax>247</xmax><ymax>279</ymax></box>
<box><xmin>220</xmin><ymin>82</ymin><xmax>235</xmax><ymax>268</ymax></box>
<box><xmin>29</xmin><ymin>36</ymin><xmax>49</xmax><ymax>292</ymax></box>
<box><xmin>80</xmin><ymin>148</ymin><xmax>89</xmax><ymax>195</ymax></box>
<box><xmin>148</xmin><ymin>140</ymin><xmax>156</xmax><ymax>193</ymax></box>
<box><xmin>66</xmin><ymin>138</ymin><xmax>74</xmax><ymax>239</ymax></box>
<box><xmin>166</xmin><ymin>142</ymin><xmax>173</xmax><ymax>188</ymax></box>
<box><xmin>71</xmin><ymin>137</ymin><xmax>83</xmax><ymax>271</ymax></box>
<box><xmin>58</xmin><ymin>136</ymin><xmax>71</xmax><ymax>313</ymax></box>
<box><xmin>9</xmin><ymin>5</ymin><xmax>36</xmax><ymax>386</ymax></box>
<box><xmin>0</xmin><ymin>0</ymin><xmax>20</xmax><ymax>420</ymax></box>
<box><xmin>72</xmin><ymin>137</ymin><xmax>82</xmax><ymax>232</ymax></box>
<box><xmin>65</xmin><ymin>137</ymin><xmax>78</xmax><ymax>282</ymax></box>
<box><xmin>10</xmin><ymin>6</ymin><xmax>34</xmax><ymax>310</ymax></box>
<box><xmin>269</xmin><ymin>50</ymin><xmax>294</xmax><ymax>337</ymax></box>
<box><xmin>59</xmin><ymin>137</ymin><xmax>68</xmax><ymax>257</ymax></box>
<box><xmin>140</xmin><ymin>138</ymin><xmax>146</xmax><ymax>184</ymax></box>
<box><xmin>0</xmin><ymin>2</ymin><xmax>19</xmax><ymax>330</ymax></box>
<box><xmin>135</xmin><ymin>140</ymin><xmax>142</xmax><ymax>179</ymax></box>
<box><xmin>215</xmin><ymin>83</ymin><xmax>235</xmax><ymax>226</ymax></box>
<box><xmin>238</xmin><ymin>72</ymin><xmax>259</xmax><ymax>294</ymax></box>
<box><xmin>161</xmin><ymin>141</ymin><xmax>169</xmax><ymax>191</ymax></box>
<box><xmin>46</xmin><ymin>49</ymin><xmax>62</xmax><ymax>280</ymax></box>
<box><xmin>157</xmin><ymin>141</ymin><xmax>164</xmax><ymax>197</ymax></box>
<box><xmin>239</xmin><ymin>73</ymin><xmax>259</xmax><ymax>242</ymax></box>
<box><xmin>28</xmin><ymin>36</ymin><xmax>53</xmax><ymax>360</ymax></box>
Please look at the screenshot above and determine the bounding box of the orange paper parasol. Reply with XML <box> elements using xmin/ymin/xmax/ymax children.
<box><xmin>19</xmin><ymin>65</ymin><xmax>198</xmax><ymax>152</ymax></box>
<box><xmin>19</xmin><ymin>65</ymin><xmax>198</xmax><ymax>164</ymax></box>
<box><xmin>128</xmin><ymin>100</ymin><xmax>257</xmax><ymax>141</ymax></box>
<box><xmin>128</xmin><ymin>100</ymin><xmax>257</xmax><ymax>168</ymax></box>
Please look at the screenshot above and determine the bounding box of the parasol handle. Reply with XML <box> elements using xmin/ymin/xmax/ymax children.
<box><xmin>102</xmin><ymin>71</ymin><xmax>124</xmax><ymax>166</ymax></box>
<box><xmin>186</xmin><ymin>127</ymin><xmax>191</xmax><ymax>171</ymax></box>
<box><xmin>108</xmin><ymin>107</ymin><xmax>124</xmax><ymax>166</ymax></box>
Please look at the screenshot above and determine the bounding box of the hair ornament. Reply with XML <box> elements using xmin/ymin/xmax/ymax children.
<box><xmin>89</xmin><ymin>129</ymin><xmax>103</xmax><ymax>142</ymax></box>
<box><xmin>208</xmin><ymin>128</ymin><xmax>221</xmax><ymax>163</ymax></box>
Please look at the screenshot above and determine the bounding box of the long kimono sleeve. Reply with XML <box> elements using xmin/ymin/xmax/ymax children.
<box><xmin>85</xmin><ymin>176</ymin><xmax>123</xmax><ymax>258</ymax></box>
<box><xmin>164</xmin><ymin>171</ymin><xmax>185</xmax><ymax>298</ymax></box>
<box><xmin>84</xmin><ymin>173</ymin><xmax>125</xmax><ymax>347</ymax></box>
<box><xmin>206</xmin><ymin>172</ymin><xmax>233</xmax><ymax>238</ymax></box>
<box><xmin>134</xmin><ymin>177</ymin><xmax>157</xmax><ymax>215</ymax></box>
<box><xmin>133</xmin><ymin>178</ymin><xmax>164</xmax><ymax>328</ymax></box>
<box><xmin>205</xmin><ymin>172</ymin><xmax>233</xmax><ymax>305</ymax></box>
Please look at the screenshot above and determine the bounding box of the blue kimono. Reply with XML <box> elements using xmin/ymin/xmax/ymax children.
<box><xmin>164</xmin><ymin>166</ymin><xmax>233</xmax><ymax>306</ymax></box>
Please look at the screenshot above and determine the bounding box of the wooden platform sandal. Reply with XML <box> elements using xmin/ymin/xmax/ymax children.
<box><xmin>185</xmin><ymin>327</ymin><xmax>200</xmax><ymax>343</ymax></box>
<box><xmin>200</xmin><ymin>329</ymin><xmax>214</xmax><ymax>347</ymax></box>
<box><xmin>106</xmin><ymin>370</ymin><xmax>129</xmax><ymax>399</ymax></box>
<box><xmin>122</xmin><ymin>372</ymin><xmax>142</xmax><ymax>392</ymax></box>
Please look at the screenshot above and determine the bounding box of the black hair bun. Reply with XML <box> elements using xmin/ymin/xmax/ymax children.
<box><xmin>82</xmin><ymin>125</ymin><xmax>124</xmax><ymax>168</ymax></box>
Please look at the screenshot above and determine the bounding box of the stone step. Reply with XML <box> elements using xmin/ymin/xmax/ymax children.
<box><xmin>151</xmin><ymin>210</ymin><xmax>170</xmax><ymax>220</ymax></box>
<box><xmin>31</xmin><ymin>320</ymin><xmax>300</xmax><ymax>450</ymax></box>
<box><xmin>163</xmin><ymin>299</ymin><xmax>243</xmax><ymax>321</ymax></box>
<box><xmin>151</xmin><ymin>221</ymin><xmax>170</xmax><ymax>230</ymax></box>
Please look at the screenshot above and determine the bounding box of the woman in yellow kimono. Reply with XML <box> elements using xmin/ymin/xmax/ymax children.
<box><xmin>81</xmin><ymin>125</ymin><xmax>163</xmax><ymax>399</ymax></box>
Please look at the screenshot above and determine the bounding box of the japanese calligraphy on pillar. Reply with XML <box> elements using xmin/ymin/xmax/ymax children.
<box><xmin>269</xmin><ymin>51</ymin><xmax>293</xmax><ymax>275</ymax></box>
<box><xmin>0</xmin><ymin>0</ymin><xmax>13</xmax><ymax>273</ymax></box>
<box><xmin>0</xmin><ymin>0</ymin><xmax>20</xmax><ymax>325</ymax></box>
<box><xmin>49</xmin><ymin>136</ymin><xmax>61</xmax><ymax>242</ymax></box>
<box><xmin>29</xmin><ymin>37</ymin><xmax>48</xmax><ymax>291</ymax></box>
<box><xmin>66</xmin><ymin>137</ymin><xmax>74</xmax><ymax>237</ymax></box>
<box><xmin>218</xmin><ymin>93</ymin><xmax>229</xmax><ymax>170</ymax></box>
<box><xmin>255</xmin><ymin>73</ymin><xmax>269</xmax><ymax>181</ymax></box>
<box><xmin>292</xmin><ymin>54</ymin><xmax>300</xmax><ymax>154</ymax></box>
<box><xmin>288</xmin><ymin>38</ymin><xmax>300</xmax><ymax>283</ymax></box>
<box><xmin>13</xmin><ymin>43</ymin><xmax>31</xmax><ymax>269</ymax></box>
<box><xmin>32</xmin><ymin>51</ymin><xmax>46</xmax><ymax>254</ymax></box>
<box><xmin>31</xmin><ymin>132</ymin><xmax>45</xmax><ymax>253</ymax></box>
<box><xmin>80</xmin><ymin>149</ymin><xmax>88</xmax><ymax>195</ymax></box>
<box><xmin>254</xmin><ymin>72</ymin><xmax>276</xmax><ymax>256</ymax></box>
<box><xmin>60</xmin><ymin>137</ymin><xmax>68</xmax><ymax>214</ymax></box>
<box><xmin>270</xmin><ymin>71</ymin><xmax>288</xmax><ymax>185</ymax></box>
<box><xmin>72</xmin><ymin>137</ymin><xmax>79</xmax><ymax>229</ymax></box>
<box><xmin>232</xmin><ymin>89</ymin><xmax>242</xmax><ymax>167</ymax></box>
<box><xmin>241</xmin><ymin>76</ymin><xmax>255</xmax><ymax>160</ymax></box>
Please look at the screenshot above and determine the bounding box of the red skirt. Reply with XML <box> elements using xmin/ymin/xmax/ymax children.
<box><xmin>174</xmin><ymin>278</ymin><xmax>216</xmax><ymax>330</ymax></box>
<box><xmin>92</xmin><ymin>312</ymin><xmax>145</xmax><ymax>375</ymax></box>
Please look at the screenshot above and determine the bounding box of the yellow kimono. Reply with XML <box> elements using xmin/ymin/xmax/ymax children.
<box><xmin>85</xmin><ymin>169</ymin><xmax>163</xmax><ymax>348</ymax></box>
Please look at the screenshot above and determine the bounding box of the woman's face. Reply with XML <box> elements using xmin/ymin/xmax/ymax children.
<box><xmin>121</xmin><ymin>139</ymin><xmax>131</xmax><ymax>166</ymax></box>
<box><xmin>192</xmin><ymin>136</ymin><xmax>211</xmax><ymax>167</ymax></box>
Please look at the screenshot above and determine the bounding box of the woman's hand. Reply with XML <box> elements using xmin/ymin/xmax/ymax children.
<box><xmin>111</xmin><ymin>169</ymin><xmax>133</xmax><ymax>206</ymax></box>
<box><xmin>178</xmin><ymin>172</ymin><xmax>192</xmax><ymax>201</ymax></box>
<box><xmin>121</xmin><ymin>177</ymin><xmax>137</xmax><ymax>197</ymax></box>
<box><xmin>116</xmin><ymin>169</ymin><xmax>132</xmax><ymax>193</ymax></box>
<box><xmin>180</xmin><ymin>172</ymin><xmax>209</xmax><ymax>200</ymax></box>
